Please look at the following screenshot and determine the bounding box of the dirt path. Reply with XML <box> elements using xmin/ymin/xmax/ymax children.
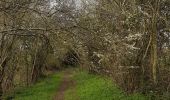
<box><xmin>53</xmin><ymin>70</ymin><xmax>76</xmax><ymax>100</ymax></box>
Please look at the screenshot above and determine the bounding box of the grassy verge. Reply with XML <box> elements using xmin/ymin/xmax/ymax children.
<box><xmin>65</xmin><ymin>70</ymin><xmax>148</xmax><ymax>100</ymax></box>
<box><xmin>11</xmin><ymin>73</ymin><xmax>62</xmax><ymax>100</ymax></box>
<box><xmin>8</xmin><ymin>69</ymin><xmax>149</xmax><ymax>100</ymax></box>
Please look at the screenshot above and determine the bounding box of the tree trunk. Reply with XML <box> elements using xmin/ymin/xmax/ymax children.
<box><xmin>0</xmin><ymin>58</ymin><xmax>8</xmax><ymax>99</ymax></box>
<box><xmin>150</xmin><ymin>0</ymin><xmax>160</xmax><ymax>84</ymax></box>
<box><xmin>150</xmin><ymin>31</ymin><xmax>158</xmax><ymax>84</ymax></box>
<box><xmin>0</xmin><ymin>82</ymin><xmax>2</xmax><ymax>100</ymax></box>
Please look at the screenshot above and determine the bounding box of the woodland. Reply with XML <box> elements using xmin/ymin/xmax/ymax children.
<box><xmin>0</xmin><ymin>0</ymin><xmax>170</xmax><ymax>100</ymax></box>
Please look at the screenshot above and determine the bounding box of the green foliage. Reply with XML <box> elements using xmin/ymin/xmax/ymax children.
<box><xmin>12</xmin><ymin>73</ymin><xmax>62</xmax><ymax>100</ymax></box>
<box><xmin>65</xmin><ymin>70</ymin><xmax>148</xmax><ymax>100</ymax></box>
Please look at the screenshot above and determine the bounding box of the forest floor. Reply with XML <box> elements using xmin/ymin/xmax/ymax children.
<box><xmin>9</xmin><ymin>68</ymin><xmax>149</xmax><ymax>100</ymax></box>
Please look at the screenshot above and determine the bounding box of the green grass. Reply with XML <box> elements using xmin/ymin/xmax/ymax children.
<box><xmin>9</xmin><ymin>69</ymin><xmax>148</xmax><ymax>100</ymax></box>
<box><xmin>12</xmin><ymin>73</ymin><xmax>62</xmax><ymax>100</ymax></box>
<box><xmin>65</xmin><ymin>70</ymin><xmax>148</xmax><ymax>100</ymax></box>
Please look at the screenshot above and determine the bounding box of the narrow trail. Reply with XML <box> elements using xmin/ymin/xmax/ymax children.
<box><xmin>53</xmin><ymin>70</ymin><xmax>76</xmax><ymax>100</ymax></box>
